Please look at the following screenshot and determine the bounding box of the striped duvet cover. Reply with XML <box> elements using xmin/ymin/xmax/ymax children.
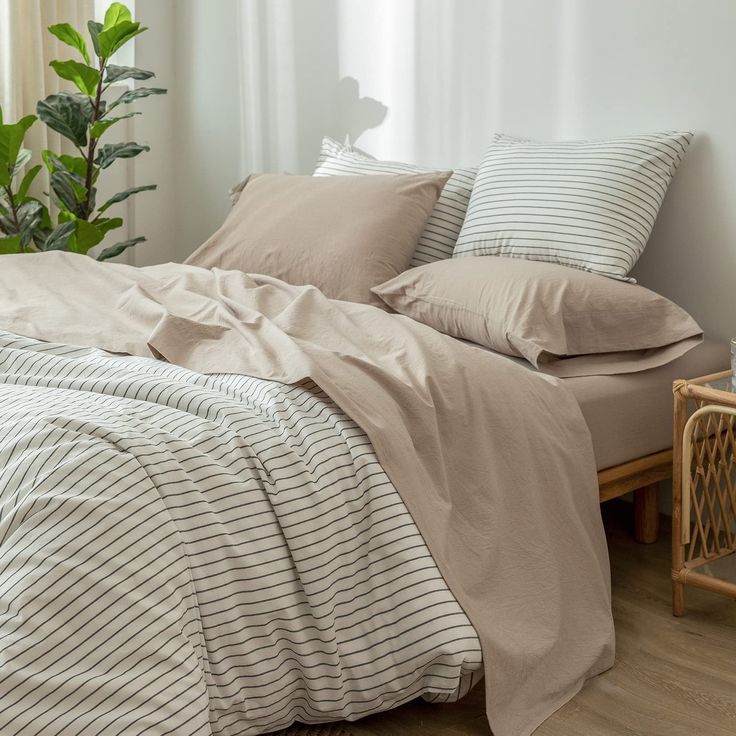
<box><xmin>0</xmin><ymin>330</ymin><xmax>482</xmax><ymax>735</ymax></box>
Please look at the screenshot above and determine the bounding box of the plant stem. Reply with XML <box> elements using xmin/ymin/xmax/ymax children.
<box><xmin>82</xmin><ymin>57</ymin><xmax>106</xmax><ymax>220</ymax></box>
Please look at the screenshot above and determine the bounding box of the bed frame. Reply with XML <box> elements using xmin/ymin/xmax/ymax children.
<box><xmin>597</xmin><ymin>448</ymin><xmax>672</xmax><ymax>544</ymax></box>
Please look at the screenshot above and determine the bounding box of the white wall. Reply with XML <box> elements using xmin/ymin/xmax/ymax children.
<box><xmin>171</xmin><ymin>0</ymin><xmax>244</xmax><ymax>262</ymax></box>
<box><xmin>126</xmin><ymin>0</ymin><xmax>177</xmax><ymax>265</ymax></box>
<box><xmin>140</xmin><ymin>0</ymin><xmax>736</xmax><ymax>342</ymax></box>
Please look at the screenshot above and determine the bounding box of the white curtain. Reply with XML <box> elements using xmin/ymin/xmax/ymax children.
<box><xmin>0</xmin><ymin>0</ymin><xmax>95</xmax><ymax>190</ymax></box>
<box><xmin>235</xmin><ymin>0</ymin><xmax>399</xmax><ymax>176</ymax></box>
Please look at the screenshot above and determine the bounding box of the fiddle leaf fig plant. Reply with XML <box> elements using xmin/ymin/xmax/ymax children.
<box><xmin>0</xmin><ymin>112</ymin><xmax>50</xmax><ymax>254</ymax></box>
<box><xmin>0</xmin><ymin>2</ymin><xmax>166</xmax><ymax>260</ymax></box>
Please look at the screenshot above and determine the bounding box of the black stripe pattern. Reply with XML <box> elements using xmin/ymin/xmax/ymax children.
<box><xmin>0</xmin><ymin>331</ymin><xmax>482</xmax><ymax>735</ymax></box>
<box><xmin>314</xmin><ymin>137</ymin><xmax>476</xmax><ymax>267</ymax></box>
<box><xmin>453</xmin><ymin>131</ymin><xmax>693</xmax><ymax>280</ymax></box>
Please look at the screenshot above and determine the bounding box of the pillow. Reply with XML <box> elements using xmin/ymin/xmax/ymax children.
<box><xmin>372</xmin><ymin>256</ymin><xmax>703</xmax><ymax>377</ymax></box>
<box><xmin>315</xmin><ymin>135</ymin><xmax>374</xmax><ymax>166</ymax></box>
<box><xmin>453</xmin><ymin>131</ymin><xmax>693</xmax><ymax>281</ymax></box>
<box><xmin>313</xmin><ymin>136</ymin><xmax>476</xmax><ymax>267</ymax></box>
<box><xmin>185</xmin><ymin>172</ymin><xmax>450</xmax><ymax>308</ymax></box>
<box><xmin>228</xmin><ymin>173</ymin><xmax>254</xmax><ymax>206</ymax></box>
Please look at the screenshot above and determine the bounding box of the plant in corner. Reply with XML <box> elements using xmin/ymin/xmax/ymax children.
<box><xmin>0</xmin><ymin>2</ymin><xmax>166</xmax><ymax>260</ymax></box>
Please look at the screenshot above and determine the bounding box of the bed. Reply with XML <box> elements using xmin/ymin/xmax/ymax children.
<box><xmin>0</xmin><ymin>253</ymin><xmax>615</xmax><ymax>736</ymax></box>
<box><xmin>0</xmin><ymin>118</ymin><xmax>704</xmax><ymax>736</ymax></box>
<box><xmin>0</xmin><ymin>244</ymin><xmax>718</xmax><ymax>735</ymax></box>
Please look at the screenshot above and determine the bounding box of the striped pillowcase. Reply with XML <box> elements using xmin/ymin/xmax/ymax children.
<box><xmin>315</xmin><ymin>135</ymin><xmax>375</xmax><ymax>165</ymax></box>
<box><xmin>453</xmin><ymin>131</ymin><xmax>693</xmax><ymax>280</ymax></box>
<box><xmin>314</xmin><ymin>137</ymin><xmax>476</xmax><ymax>267</ymax></box>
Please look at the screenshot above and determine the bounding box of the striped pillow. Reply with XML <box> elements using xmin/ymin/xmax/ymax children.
<box><xmin>453</xmin><ymin>131</ymin><xmax>693</xmax><ymax>280</ymax></box>
<box><xmin>314</xmin><ymin>137</ymin><xmax>476</xmax><ymax>267</ymax></box>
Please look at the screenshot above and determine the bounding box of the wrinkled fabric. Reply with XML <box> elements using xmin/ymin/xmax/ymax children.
<box><xmin>0</xmin><ymin>252</ymin><xmax>614</xmax><ymax>736</ymax></box>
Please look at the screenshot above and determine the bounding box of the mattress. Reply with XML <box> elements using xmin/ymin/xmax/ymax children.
<box><xmin>563</xmin><ymin>340</ymin><xmax>729</xmax><ymax>470</ymax></box>
<box><xmin>488</xmin><ymin>339</ymin><xmax>728</xmax><ymax>470</ymax></box>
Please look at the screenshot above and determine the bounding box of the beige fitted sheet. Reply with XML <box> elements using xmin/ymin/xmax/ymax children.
<box><xmin>564</xmin><ymin>340</ymin><xmax>728</xmax><ymax>470</ymax></box>
<box><xmin>482</xmin><ymin>339</ymin><xmax>728</xmax><ymax>470</ymax></box>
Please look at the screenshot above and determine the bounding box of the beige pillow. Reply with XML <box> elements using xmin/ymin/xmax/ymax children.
<box><xmin>373</xmin><ymin>257</ymin><xmax>703</xmax><ymax>375</ymax></box>
<box><xmin>186</xmin><ymin>172</ymin><xmax>450</xmax><ymax>307</ymax></box>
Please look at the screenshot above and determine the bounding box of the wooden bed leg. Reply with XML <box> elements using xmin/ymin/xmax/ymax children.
<box><xmin>672</xmin><ymin>577</ymin><xmax>685</xmax><ymax>617</ymax></box>
<box><xmin>634</xmin><ymin>482</ymin><xmax>659</xmax><ymax>544</ymax></box>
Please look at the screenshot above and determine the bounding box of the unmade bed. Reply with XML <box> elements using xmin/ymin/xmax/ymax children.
<box><xmin>0</xmin><ymin>253</ymin><xmax>615</xmax><ymax>736</ymax></box>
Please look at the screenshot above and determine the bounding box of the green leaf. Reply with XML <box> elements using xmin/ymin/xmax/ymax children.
<box><xmin>0</xmin><ymin>114</ymin><xmax>36</xmax><ymax>186</ymax></box>
<box><xmin>105</xmin><ymin>86</ymin><xmax>166</xmax><ymax>114</ymax></box>
<box><xmin>99</xmin><ymin>184</ymin><xmax>156</xmax><ymax>213</ymax></box>
<box><xmin>88</xmin><ymin>21</ymin><xmax>103</xmax><ymax>57</ymax></box>
<box><xmin>98</xmin><ymin>20</ymin><xmax>147</xmax><ymax>59</ymax></box>
<box><xmin>50</xmin><ymin>170</ymin><xmax>87</xmax><ymax>215</ymax></box>
<box><xmin>37</xmin><ymin>201</ymin><xmax>53</xmax><ymax>230</ymax></box>
<box><xmin>41</xmin><ymin>150</ymin><xmax>88</xmax><ymax>180</ymax></box>
<box><xmin>0</xmin><ymin>234</ymin><xmax>23</xmax><ymax>254</ymax></box>
<box><xmin>103</xmin><ymin>2</ymin><xmax>132</xmax><ymax>30</ymax></box>
<box><xmin>16</xmin><ymin>200</ymin><xmax>44</xmax><ymax>247</ymax></box>
<box><xmin>97</xmin><ymin>235</ymin><xmax>145</xmax><ymax>261</ymax></box>
<box><xmin>70</xmin><ymin>218</ymin><xmax>105</xmax><ymax>254</ymax></box>
<box><xmin>104</xmin><ymin>65</ymin><xmax>154</xmax><ymax>84</ymax></box>
<box><xmin>49</xmin><ymin>60</ymin><xmax>101</xmax><ymax>97</ymax></box>
<box><xmin>49</xmin><ymin>173</ymin><xmax>79</xmax><ymax>213</ymax></box>
<box><xmin>48</xmin><ymin>23</ymin><xmax>91</xmax><ymax>65</ymax></box>
<box><xmin>24</xmin><ymin>204</ymin><xmax>52</xmax><ymax>249</ymax></box>
<box><xmin>19</xmin><ymin>114</ymin><xmax>36</xmax><ymax>133</ymax></box>
<box><xmin>16</xmin><ymin>200</ymin><xmax>42</xmax><ymax>225</ymax></box>
<box><xmin>16</xmin><ymin>165</ymin><xmax>42</xmax><ymax>201</ymax></box>
<box><xmin>42</xmin><ymin>221</ymin><xmax>77</xmax><ymax>251</ymax></box>
<box><xmin>36</xmin><ymin>93</ymin><xmax>93</xmax><ymax>147</ymax></box>
<box><xmin>0</xmin><ymin>212</ymin><xmax>18</xmax><ymax>234</ymax></box>
<box><xmin>90</xmin><ymin>112</ymin><xmax>140</xmax><ymax>139</ymax></box>
<box><xmin>94</xmin><ymin>216</ymin><xmax>124</xmax><ymax>236</ymax></box>
<box><xmin>95</xmin><ymin>141</ymin><xmax>149</xmax><ymax>169</ymax></box>
<box><xmin>11</xmin><ymin>148</ymin><xmax>32</xmax><ymax>177</ymax></box>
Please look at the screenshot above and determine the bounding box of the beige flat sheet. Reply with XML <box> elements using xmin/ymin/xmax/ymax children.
<box><xmin>0</xmin><ymin>253</ymin><xmax>615</xmax><ymax>736</ymax></box>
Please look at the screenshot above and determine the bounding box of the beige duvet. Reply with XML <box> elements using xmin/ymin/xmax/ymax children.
<box><xmin>0</xmin><ymin>253</ymin><xmax>614</xmax><ymax>736</ymax></box>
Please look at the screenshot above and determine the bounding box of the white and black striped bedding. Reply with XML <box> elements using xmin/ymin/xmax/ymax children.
<box><xmin>453</xmin><ymin>130</ymin><xmax>693</xmax><ymax>280</ymax></box>
<box><xmin>0</xmin><ymin>330</ymin><xmax>482</xmax><ymax>735</ymax></box>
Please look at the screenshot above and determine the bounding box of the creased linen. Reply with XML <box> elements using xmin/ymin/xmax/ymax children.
<box><xmin>0</xmin><ymin>252</ymin><xmax>614</xmax><ymax>736</ymax></box>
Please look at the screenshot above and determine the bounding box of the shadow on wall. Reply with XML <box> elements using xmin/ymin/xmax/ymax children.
<box><xmin>333</xmin><ymin>76</ymin><xmax>388</xmax><ymax>145</ymax></box>
<box><xmin>287</xmin><ymin>0</ymin><xmax>388</xmax><ymax>171</ymax></box>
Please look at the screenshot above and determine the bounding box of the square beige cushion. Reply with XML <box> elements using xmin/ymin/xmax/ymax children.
<box><xmin>185</xmin><ymin>172</ymin><xmax>450</xmax><ymax>307</ymax></box>
<box><xmin>373</xmin><ymin>256</ymin><xmax>703</xmax><ymax>376</ymax></box>
<box><xmin>313</xmin><ymin>136</ymin><xmax>477</xmax><ymax>267</ymax></box>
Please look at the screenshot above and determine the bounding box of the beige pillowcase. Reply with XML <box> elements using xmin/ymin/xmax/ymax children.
<box><xmin>373</xmin><ymin>257</ymin><xmax>703</xmax><ymax>376</ymax></box>
<box><xmin>186</xmin><ymin>172</ymin><xmax>450</xmax><ymax>307</ymax></box>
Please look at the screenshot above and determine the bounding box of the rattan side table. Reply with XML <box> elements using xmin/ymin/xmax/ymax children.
<box><xmin>672</xmin><ymin>370</ymin><xmax>736</xmax><ymax>616</ymax></box>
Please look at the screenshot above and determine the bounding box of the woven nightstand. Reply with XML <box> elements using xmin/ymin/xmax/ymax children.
<box><xmin>672</xmin><ymin>370</ymin><xmax>736</xmax><ymax>616</ymax></box>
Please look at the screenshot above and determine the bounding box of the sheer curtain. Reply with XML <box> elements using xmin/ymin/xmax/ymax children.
<box><xmin>0</xmin><ymin>0</ymin><xmax>94</xmax><ymax>190</ymax></box>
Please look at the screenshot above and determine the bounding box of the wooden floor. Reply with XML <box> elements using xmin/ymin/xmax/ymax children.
<box><xmin>283</xmin><ymin>502</ymin><xmax>736</xmax><ymax>736</ymax></box>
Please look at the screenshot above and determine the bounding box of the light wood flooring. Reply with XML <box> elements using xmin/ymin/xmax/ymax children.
<box><xmin>282</xmin><ymin>502</ymin><xmax>736</xmax><ymax>736</ymax></box>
